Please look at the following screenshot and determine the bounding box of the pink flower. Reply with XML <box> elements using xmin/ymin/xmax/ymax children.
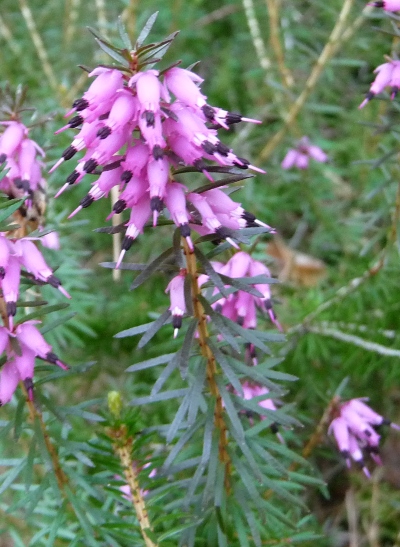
<box><xmin>368</xmin><ymin>0</ymin><xmax>400</xmax><ymax>11</ymax></box>
<box><xmin>329</xmin><ymin>398</ymin><xmax>400</xmax><ymax>476</ymax></box>
<box><xmin>0</xmin><ymin>321</ymin><xmax>68</xmax><ymax>404</ymax></box>
<box><xmin>165</xmin><ymin>270</ymin><xmax>187</xmax><ymax>337</ymax></box>
<box><xmin>359</xmin><ymin>60</ymin><xmax>400</xmax><ymax>108</ymax></box>
<box><xmin>40</xmin><ymin>231</ymin><xmax>60</xmax><ymax>250</ymax></box>
<box><xmin>281</xmin><ymin>137</ymin><xmax>328</xmax><ymax>170</ymax></box>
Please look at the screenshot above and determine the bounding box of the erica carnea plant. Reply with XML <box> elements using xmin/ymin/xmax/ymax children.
<box><xmin>48</xmin><ymin>15</ymin><xmax>306</xmax><ymax>545</ymax></box>
<box><xmin>2</xmin><ymin>3</ymin><xmax>400</xmax><ymax>546</ymax></box>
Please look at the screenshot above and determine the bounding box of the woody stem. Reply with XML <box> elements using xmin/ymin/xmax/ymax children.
<box><xmin>183</xmin><ymin>239</ymin><xmax>231</xmax><ymax>491</ymax></box>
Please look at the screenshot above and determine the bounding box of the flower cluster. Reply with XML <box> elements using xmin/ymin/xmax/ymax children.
<box><xmin>359</xmin><ymin>60</ymin><xmax>400</xmax><ymax>108</ymax></box>
<box><xmin>0</xmin><ymin>233</ymin><xmax>70</xmax><ymax>330</ymax></box>
<box><xmin>205</xmin><ymin>251</ymin><xmax>280</xmax><ymax>330</ymax></box>
<box><xmin>368</xmin><ymin>0</ymin><xmax>400</xmax><ymax>11</ymax></box>
<box><xmin>0</xmin><ymin>321</ymin><xmax>67</xmax><ymax>405</ymax></box>
<box><xmin>281</xmin><ymin>137</ymin><xmax>328</xmax><ymax>170</ymax></box>
<box><xmin>0</xmin><ymin>121</ymin><xmax>46</xmax><ymax>213</ymax></box>
<box><xmin>165</xmin><ymin>251</ymin><xmax>280</xmax><ymax>341</ymax></box>
<box><xmin>329</xmin><ymin>398</ymin><xmax>400</xmax><ymax>476</ymax></box>
<box><xmin>52</xmin><ymin>66</ymin><xmax>268</xmax><ymax>265</ymax></box>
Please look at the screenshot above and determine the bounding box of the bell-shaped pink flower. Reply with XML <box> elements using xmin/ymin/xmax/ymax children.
<box><xmin>97</xmin><ymin>91</ymin><xmax>138</xmax><ymax>139</ymax></box>
<box><xmin>2</xmin><ymin>256</ymin><xmax>21</xmax><ymax>330</ymax></box>
<box><xmin>116</xmin><ymin>195</ymin><xmax>151</xmax><ymax>268</ymax></box>
<box><xmin>130</xmin><ymin>70</ymin><xmax>163</xmax><ymax>116</ymax></box>
<box><xmin>164</xmin><ymin>67</ymin><xmax>206</xmax><ymax>109</ymax></box>
<box><xmin>166</xmin><ymin>270</ymin><xmax>187</xmax><ymax>337</ymax></box>
<box><xmin>164</xmin><ymin>182</ymin><xmax>193</xmax><ymax>250</ymax></box>
<box><xmin>369</xmin><ymin>0</ymin><xmax>400</xmax><ymax>11</ymax></box>
<box><xmin>359</xmin><ymin>61</ymin><xmax>400</xmax><ymax>108</ymax></box>
<box><xmin>15</xmin><ymin>239</ymin><xmax>70</xmax><ymax>298</ymax></box>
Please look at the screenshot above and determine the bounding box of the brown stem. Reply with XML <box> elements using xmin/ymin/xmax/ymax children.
<box><xmin>22</xmin><ymin>384</ymin><xmax>69</xmax><ymax>493</ymax></box>
<box><xmin>108</xmin><ymin>424</ymin><xmax>157</xmax><ymax>547</ymax></box>
<box><xmin>183</xmin><ymin>239</ymin><xmax>231</xmax><ymax>490</ymax></box>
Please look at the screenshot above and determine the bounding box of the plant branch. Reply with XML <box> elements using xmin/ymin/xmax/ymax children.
<box><xmin>108</xmin><ymin>424</ymin><xmax>157</xmax><ymax>547</ymax></box>
<box><xmin>183</xmin><ymin>239</ymin><xmax>231</xmax><ymax>491</ymax></box>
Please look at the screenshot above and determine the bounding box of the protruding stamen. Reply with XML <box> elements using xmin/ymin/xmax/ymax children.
<box><xmin>55</xmin><ymin>183</ymin><xmax>69</xmax><ymax>198</ymax></box>
<box><xmin>68</xmin><ymin>206</ymin><xmax>82</xmax><ymax>219</ymax></box>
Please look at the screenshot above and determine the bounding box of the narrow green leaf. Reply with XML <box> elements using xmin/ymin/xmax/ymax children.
<box><xmin>178</xmin><ymin>318</ymin><xmax>198</xmax><ymax>379</ymax></box>
<box><xmin>151</xmin><ymin>353</ymin><xmax>178</xmax><ymax>395</ymax></box>
<box><xmin>16</xmin><ymin>299</ymin><xmax>48</xmax><ymax>308</ymax></box>
<box><xmin>136</xmin><ymin>12</ymin><xmax>159</xmax><ymax>48</ymax></box>
<box><xmin>130</xmin><ymin>387</ymin><xmax>188</xmax><ymax>405</ymax></box>
<box><xmin>24</xmin><ymin>437</ymin><xmax>36</xmax><ymax>492</ymax></box>
<box><xmin>195</xmin><ymin>247</ymin><xmax>229</xmax><ymax>298</ymax></box>
<box><xmin>115</xmin><ymin>320</ymin><xmax>154</xmax><ymax>338</ymax></box>
<box><xmin>163</xmin><ymin>417</ymin><xmax>205</xmax><ymax>469</ymax></box>
<box><xmin>185</xmin><ymin>404</ymin><xmax>214</xmax><ymax>505</ymax></box>
<box><xmin>0</xmin><ymin>458</ymin><xmax>25</xmax><ymax>495</ymax></box>
<box><xmin>65</xmin><ymin>487</ymin><xmax>98</xmax><ymax>546</ymax></box>
<box><xmin>137</xmin><ymin>309</ymin><xmax>171</xmax><ymax>348</ymax></box>
<box><xmin>166</xmin><ymin>395</ymin><xmax>191</xmax><ymax>443</ymax></box>
<box><xmin>46</xmin><ymin>504</ymin><xmax>67</xmax><ymax>547</ymax></box>
<box><xmin>220</xmin><ymin>317</ymin><xmax>272</xmax><ymax>354</ymax></box>
<box><xmin>94</xmin><ymin>38</ymin><xmax>130</xmax><ymax>66</ymax></box>
<box><xmin>0</xmin><ymin>197</ymin><xmax>26</xmax><ymax>222</ymax></box>
<box><xmin>130</xmin><ymin>246</ymin><xmax>174</xmax><ymax>290</ymax></box>
<box><xmin>126</xmin><ymin>352</ymin><xmax>176</xmax><ymax>372</ymax></box>
<box><xmin>117</xmin><ymin>16</ymin><xmax>132</xmax><ymax>49</ymax></box>
<box><xmin>208</xmin><ymin>339</ymin><xmax>243</xmax><ymax>396</ymax></box>
<box><xmin>21</xmin><ymin>302</ymin><xmax>70</xmax><ymax>322</ymax></box>
<box><xmin>13</xmin><ymin>395</ymin><xmax>25</xmax><ymax>440</ymax></box>
<box><xmin>198</xmin><ymin>295</ymin><xmax>240</xmax><ymax>352</ymax></box>
<box><xmin>39</xmin><ymin>311</ymin><xmax>76</xmax><ymax>334</ymax></box>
